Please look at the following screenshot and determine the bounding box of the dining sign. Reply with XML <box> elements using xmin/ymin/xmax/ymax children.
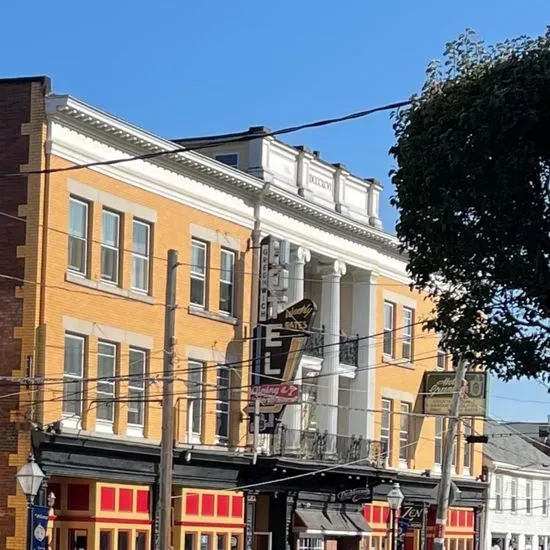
<box><xmin>423</xmin><ymin>371</ymin><xmax>487</xmax><ymax>416</ymax></box>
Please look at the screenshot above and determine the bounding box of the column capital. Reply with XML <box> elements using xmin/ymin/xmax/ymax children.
<box><xmin>351</xmin><ymin>268</ymin><xmax>378</xmax><ymax>283</ymax></box>
<box><xmin>317</xmin><ymin>260</ymin><xmax>347</xmax><ymax>278</ymax></box>
<box><xmin>291</xmin><ymin>246</ymin><xmax>311</xmax><ymax>265</ymax></box>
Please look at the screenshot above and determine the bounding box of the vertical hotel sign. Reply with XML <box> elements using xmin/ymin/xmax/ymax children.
<box><xmin>250</xmin><ymin>236</ymin><xmax>317</xmax><ymax>434</ymax></box>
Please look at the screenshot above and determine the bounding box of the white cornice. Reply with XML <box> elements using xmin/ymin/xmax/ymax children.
<box><xmin>45</xmin><ymin>94</ymin><xmax>407</xmax><ymax>269</ymax></box>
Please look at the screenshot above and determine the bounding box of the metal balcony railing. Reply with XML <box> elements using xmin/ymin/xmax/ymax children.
<box><xmin>303</xmin><ymin>326</ymin><xmax>359</xmax><ymax>367</ymax></box>
<box><xmin>271</xmin><ymin>427</ymin><xmax>385</xmax><ymax>466</ymax></box>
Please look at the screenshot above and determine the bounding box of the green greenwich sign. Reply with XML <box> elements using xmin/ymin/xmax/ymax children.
<box><xmin>423</xmin><ymin>371</ymin><xmax>487</xmax><ymax>416</ymax></box>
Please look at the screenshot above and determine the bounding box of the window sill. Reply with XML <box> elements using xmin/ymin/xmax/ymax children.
<box><xmin>382</xmin><ymin>355</ymin><xmax>414</xmax><ymax>369</ymax></box>
<box><xmin>95</xmin><ymin>419</ymin><xmax>114</xmax><ymax>434</ymax></box>
<box><xmin>188</xmin><ymin>305</ymin><xmax>238</xmax><ymax>325</ymax></box>
<box><xmin>65</xmin><ymin>272</ymin><xmax>155</xmax><ymax>305</ymax></box>
<box><xmin>61</xmin><ymin>415</ymin><xmax>81</xmax><ymax>430</ymax></box>
<box><xmin>127</xmin><ymin>424</ymin><xmax>144</xmax><ymax>438</ymax></box>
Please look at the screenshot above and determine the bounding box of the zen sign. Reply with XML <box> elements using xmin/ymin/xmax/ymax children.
<box><xmin>400</xmin><ymin>504</ymin><xmax>424</xmax><ymax>529</ymax></box>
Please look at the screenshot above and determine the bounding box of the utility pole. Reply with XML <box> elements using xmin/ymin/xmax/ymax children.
<box><xmin>433</xmin><ymin>356</ymin><xmax>468</xmax><ymax>550</ymax></box>
<box><xmin>158</xmin><ymin>249</ymin><xmax>178</xmax><ymax>550</ymax></box>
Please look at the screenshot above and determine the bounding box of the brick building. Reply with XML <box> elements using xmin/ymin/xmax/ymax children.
<box><xmin>0</xmin><ymin>77</ymin><xmax>487</xmax><ymax>550</ymax></box>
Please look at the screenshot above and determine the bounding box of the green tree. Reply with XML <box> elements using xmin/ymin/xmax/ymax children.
<box><xmin>390</xmin><ymin>29</ymin><xmax>550</xmax><ymax>382</ymax></box>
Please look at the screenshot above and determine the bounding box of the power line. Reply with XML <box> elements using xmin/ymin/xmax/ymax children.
<box><xmin>0</xmin><ymin>99</ymin><xmax>411</xmax><ymax>179</ymax></box>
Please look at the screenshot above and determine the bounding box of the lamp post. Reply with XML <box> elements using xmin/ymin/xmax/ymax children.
<box><xmin>387</xmin><ymin>483</ymin><xmax>404</xmax><ymax>550</ymax></box>
<box><xmin>16</xmin><ymin>454</ymin><xmax>46</xmax><ymax>550</ymax></box>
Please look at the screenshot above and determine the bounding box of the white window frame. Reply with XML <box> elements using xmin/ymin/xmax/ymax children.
<box><xmin>216</xmin><ymin>365</ymin><xmax>230</xmax><ymax>444</ymax></box>
<box><xmin>434</xmin><ymin>416</ymin><xmax>444</xmax><ymax>467</ymax></box>
<box><xmin>127</xmin><ymin>347</ymin><xmax>147</xmax><ymax>437</ymax></box>
<box><xmin>402</xmin><ymin>307</ymin><xmax>414</xmax><ymax>361</ymax></box>
<box><xmin>131</xmin><ymin>219</ymin><xmax>151</xmax><ymax>293</ymax></box>
<box><xmin>510</xmin><ymin>478</ymin><xmax>518</xmax><ymax>513</ymax></box>
<box><xmin>96</xmin><ymin>341</ymin><xmax>117</xmax><ymax>431</ymax></box>
<box><xmin>526</xmin><ymin>479</ymin><xmax>532</xmax><ymax>514</ymax></box>
<box><xmin>190</xmin><ymin>239</ymin><xmax>207</xmax><ymax>307</ymax></box>
<box><xmin>219</xmin><ymin>248</ymin><xmax>235</xmax><ymax>315</ymax></box>
<box><xmin>215</xmin><ymin>152</ymin><xmax>239</xmax><ymax>169</ymax></box>
<box><xmin>100</xmin><ymin>209</ymin><xmax>121</xmax><ymax>285</ymax></box>
<box><xmin>187</xmin><ymin>360</ymin><xmax>204</xmax><ymax>443</ymax></box>
<box><xmin>68</xmin><ymin>197</ymin><xmax>89</xmax><ymax>276</ymax></box>
<box><xmin>543</xmin><ymin>481</ymin><xmax>549</xmax><ymax>516</ymax></box>
<box><xmin>380</xmin><ymin>398</ymin><xmax>392</xmax><ymax>464</ymax></box>
<box><xmin>383</xmin><ymin>301</ymin><xmax>395</xmax><ymax>357</ymax></box>
<box><xmin>399</xmin><ymin>402</ymin><xmax>411</xmax><ymax>464</ymax></box>
<box><xmin>297</xmin><ymin>538</ymin><xmax>323</xmax><ymax>550</ymax></box>
<box><xmin>495</xmin><ymin>475</ymin><xmax>502</xmax><ymax>512</ymax></box>
<box><xmin>63</xmin><ymin>334</ymin><xmax>85</xmax><ymax>422</ymax></box>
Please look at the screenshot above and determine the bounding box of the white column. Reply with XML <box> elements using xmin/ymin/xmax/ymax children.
<box><xmin>348</xmin><ymin>269</ymin><xmax>377</xmax><ymax>440</ymax></box>
<box><xmin>282</xmin><ymin>247</ymin><xmax>311</xmax><ymax>443</ymax></box>
<box><xmin>317</xmin><ymin>260</ymin><xmax>346</xmax><ymax>454</ymax></box>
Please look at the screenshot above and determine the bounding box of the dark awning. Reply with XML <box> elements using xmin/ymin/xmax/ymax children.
<box><xmin>295</xmin><ymin>509</ymin><xmax>372</xmax><ymax>536</ymax></box>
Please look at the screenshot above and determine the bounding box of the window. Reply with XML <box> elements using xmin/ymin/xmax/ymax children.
<box><xmin>185</xmin><ymin>534</ymin><xmax>196</xmax><ymax>550</ymax></box>
<box><xmin>220</xmin><ymin>249</ymin><xmax>235</xmax><ymax>315</ymax></box>
<box><xmin>381</xmin><ymin>398</ymin><xmax>392</xmax><ymax>463</ymax></box>
<box><xmin>383</xmin><ymin>301</ymin><xmax>395</xmax><ymax>357</ymax></box>
<box><xmin>97</xmin><ymin>342</ymin><xmax>116</xmax><ymax>422</ymax></box>
<box><xmin>526</xmin><ymin>480</ymin><xmax>532</xmax><ymax>514</ymax></box>
<box><xmin>68</xmin><ymin>197</ymin><xmax>88</xmax><ymax>275</ymax></box>
<box><xmin>399</xmin><ymin>403</ymin><xmax>411</xmax><ymax>462</ymax></box>
<box><xmin>217</xmin><ymin>535</ymin><xmax>226</xmax><ymax>550</ymax></box>
<box><xmin>216</xmin><ymin>366</ymin><xmax>230</xmax><ymax>442</ymax></box>
<box><xmin>128</xmin><ymin>348</ymin><xmax>147</xmax><ymax>426</ymax></box>
<box><xmin>297</xmin><ymin>539</ymin><xmax>323</xmax><ymax>550</ymax></box>
<box><xmin>543</xmin><ymin>482</ymin><xmax>549</xmax><ymax>515</ymax></box>
<box><xmin>132</xmin><ymin>220</ymin><xmax>151</xmax><ymax>292</ymax></box>
<box><xmin>101</xmin><ymin>210</ymin><xmax>120</xmax><ymax>284</ymax></box>
<box><xmin>437</xmin><ymin>336</ymin><xmax>447</xmax><ymax>370</ymax></box>
<box><xmin>99</xmin><ymin>531</ymin><xmax>112</xmax><ymax>550</ymax></box>
<box><xmin>495</xmin><ymin>475</ymin><xmax>502</xmax><ymax>512</ymax></box>
<box><xmin>201</xmin><ymin>534</ymin><xmax>211</xmax><ymax>550</ymax></box>
<box><xmin>118</xmin><ymin>532</ymin><xmax>130</xmax><ymax>550</ymax></box>
<box><xmin>463</xmin><ymin>418</ymin><xmax>472</xmax><ymax>471</ymax></box>
<box><xmin>191</xmin><ymin>240</ymin><xmax>207</xmax><ymax>307</ymax></box>
<box><xmin>135</xmin><ymin>533</ymin><xmax>147</xmax><ymax>550</ymax></box>
<box><xmin>434</xmin><ymin>417</ymin><xmax>444</xmax><ymax>465</ymax></box>
<box><xmin>215</xmin><ymin>153</ymin><xmax>239</xmax><ymax>168</ymax></box>
<box><xmin>402</xmin><ymin>307</ymin><xmax>414</xmax><ymax>361</ymax></box>
<box><xmin>511</xmin><ymin>478</ymin><xmax>518</xmax><ymax>513</ymax></box>
<box><xmin>63</xmin><ymin>334</ymin><xmax>85</xmax><ymax>416</ymax></box>
<box><xmin>188</xmin><ymin>361</ymin><xmax>204</xmax><ymax>440</ymax></box>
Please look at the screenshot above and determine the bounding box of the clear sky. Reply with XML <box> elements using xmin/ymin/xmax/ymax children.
<box><xmin>2</xmin><ymin>0</ymin><xmax>549</xmax><ymax>421</ymax></box>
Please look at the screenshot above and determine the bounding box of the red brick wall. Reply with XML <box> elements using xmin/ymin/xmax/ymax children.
<box><xmin>0</xmin><ymin>76</ymin><xmax>49</xmax><ymax>550</ymax></box>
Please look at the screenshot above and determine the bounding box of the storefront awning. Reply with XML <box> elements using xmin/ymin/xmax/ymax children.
<box><xmin>295</xmin><ymin>509</ymin><xmax>372</xmax><ymax>537</ymax></box>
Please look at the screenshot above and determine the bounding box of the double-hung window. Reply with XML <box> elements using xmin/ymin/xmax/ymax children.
<box><xmin>188</xmin><ymin>361</ymin><xmax>204</xmax><ymax>442</ymax></box>
<box><xmin>543</xmin><ymin>482</ymin><xmax>549</xmax><ymax>515</ymax></box>
<box><xmin>97</xmin><ymin>341</ymin><xmax>116</xmax><ymax>424</ymax></box>
<box><xmin>63</xmin><ymin>334</ymin><xmax>85</xmax><ymax>417</ymax></box>
<box><xmin>437</xmin><ymin>344</ymin><xmax>447</xmax><ymax>370</ymax></box>
<box><xmin>402</xmin><ymin>307</ymin><xmax>414</xmax><ymax>361</ymax></box>
<box><xmin>68</xmin><ymin>197</ymin><xmax>89</xmax><ymax>275</ymax></box>
<box><xmin>463</xmin><ymin>418</ymin><xmax>472</xmax><ymax>472</ymax></box>
<box><xmin>495</xmin><ymin>475</ymin><xmax>503</xmax><ymax>512</ymax></box>
<box><xmin>383</xmin><ymin>302</ymin><xmax>395</xmax><ymax>357</ymax></box>
<box><xmin>101</xmin><ymin>210</ymin><xmax>120</xmax><ymax>284</ymax></box>
<box><xmin>191</xmin><ymin>240</ymin><xmax>207</xmax><ymax>307</ymax></box>
<box><xmin>219</xmin><ymin>249</ymin><xmax>235</xmax><ymax>315</ymax></box>
<box><xmin>511</xmin><ymin>478</ymin><xmax>518</xmax><ymax>513</ymax></box>
<box><xmin>132</xmin><ymin>220</ymin><xmax>151</xmax><ymax>293</ymax></box>
<box><xmin>128</xmin><ymin>348</ymin><xmax>147</xmax><ymax>430</ymax></box>
<box><xmin>526</xmin><ymin>480</ymin><xmax>532</xmax><ymax>514</ymax></box>
<box><xmin>381</xmin><ymin>398</ymin><xmax>392</xmax><ymax>463</ymax></box>
<box><xmin>434</xmin><ymin>417</ymin><xmax>444</xmax><ymax>466</ymax></box>
<box><xmin>216</xmin><ymin>366</ymin><xmax>230</xmax><ymax>442</ymax></box>
<box><xmin>399</xmin><ymin>403</ymin><xmax>411</xmax><ymax>462</ymax></box>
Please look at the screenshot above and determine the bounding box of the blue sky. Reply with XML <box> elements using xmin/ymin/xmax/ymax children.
<box><xmin>2</xmin><ymin>0</ymin><xmax>549</xmax><ymax>420</ymax></box>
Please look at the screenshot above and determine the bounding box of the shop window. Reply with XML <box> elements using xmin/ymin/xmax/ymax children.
<box><xmin>136</xmin><ymin>532</ymin><xmax>147</xmax><ymax>550</ymax></box>
<box><xmin>448</xmin><ymin>539</ymin><xmax>457</xmax><ymax>550</ymax></box>
<box><xmin>99</xmin><ymin>531</ymin><xmax>112</xmax><ymax>550</ymax></box>
<box><xmin>68</xmin><ymin>529</ymin><xmax>88</xmax><ymax>550</ymax></box>
<box><xmin>297</xmin><ymin>539</ymin><xmax>323</xmax><ymax>550</ymax></box>
<box><xmin>230</xmin><ymin>535</ymin><xmax>241</xmax><ymax>550</ymax></box>
<box><xmin>466</xmin><ymin>541</ymin><xmax>473</xmax><ymax>550</ymax></box>
<box><xmin>118</xmin><ymin>531</ymin><xmax>130</xmax><ymax>550</ymax></box>
<box><xmin>458</xmin><ymin>540</ymin><xmax>465</xmax><ymax>550</ymax></box>
<box><xmin>185</xmin><ymin>533</ymin><xmax>196</xmax><ymax>550</ymax></box>
<box><xmin>217</xmin><ymin>534</ymin><xmax>227</xmax><ymax>550</ymax></box>
<box><xmin>201</xmin><ymin>534</ymin><xmax>212</xmax><ymax>550</ymax></box>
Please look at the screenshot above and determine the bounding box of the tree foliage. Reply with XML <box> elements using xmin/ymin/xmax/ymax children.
<box><xmin>390</xmin><ymin>29</ymin><xmax>550</xmax><ymax>382</ymax></box>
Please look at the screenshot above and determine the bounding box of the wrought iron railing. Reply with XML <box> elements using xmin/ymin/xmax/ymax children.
<box><xmin>272</xmin><ymin>427</ymin><xmax>385</xmax><ymax>466</ymax></box>
<box><xmin>302</xmin><ymin>327</ymin><xmax>359</xmax><ymax>367</ymax></box>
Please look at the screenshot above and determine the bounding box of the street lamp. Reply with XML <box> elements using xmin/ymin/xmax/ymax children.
<box><xmin>387</xmin><ymin>483</ymin><xmax>404</xmax><ymax>550</ymax></box>
<box><xmin>16</xmin><ymin>454</ymin><xmax>46</xmax><ymax>550</ymax></box>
